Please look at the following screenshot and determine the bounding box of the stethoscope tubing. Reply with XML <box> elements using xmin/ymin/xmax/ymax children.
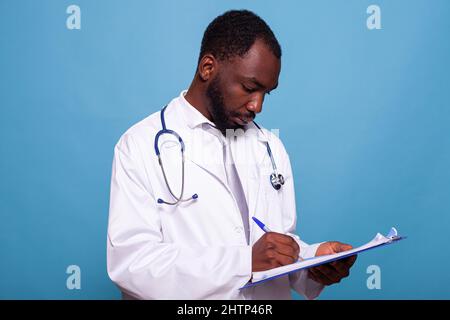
<box><xmin>154</xmin><ymin>105</ymin><xmax>283</xmax><ymax>205</ymax></box>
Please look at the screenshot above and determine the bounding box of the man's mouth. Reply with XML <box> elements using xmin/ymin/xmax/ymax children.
<box><xmin>232</xmin><ymin>115</ymin><xmax>254</xmax><ymax>126</ymax></box>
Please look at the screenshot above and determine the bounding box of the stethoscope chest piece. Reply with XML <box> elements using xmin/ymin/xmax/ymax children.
<box><xmin>270</xmin><ymin>173</ymin><xmax>285</xmax><ymax>190</ymax></box>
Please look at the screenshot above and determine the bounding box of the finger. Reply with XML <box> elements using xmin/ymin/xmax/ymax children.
<box><xmin>314</xmin><ymin>264</ymin><xmax>342</xmax><ymax>283</ymax></box>
<box><xmin>267</xmin><ymin>232</ymin><xmax>298</xmax><ymax>246</ymax></box>
<box><xmin>307</xmin><ymin>269</ymin><xmax>320</xmax><ymax>282</ymax></box>
<box><xmin>308</xmin><ymin>268</ymin><xmax>322</xmax><ymax>281</ymax></box>
<box><xmin>329</xmin><ymin>261</ymin><xmax>351</xmax><ymax>279</ymax></box>
<box><xmin>331</xmin><ymin>253</ymin><xmax>357</xmax><ymax>267</ymax></box>
<box><xmin>331</xmin><ymin>255</ymin><xmax>357</xmax><ymax>270</ymax></box>
<box><xmin>309</xmin><ymin>268</ymin><xmax>333</xmax><ymax>286</ymax></box>
<box><xmin>330</xmin><ymin>255</ymin><xmax>358</xmax><ymax>277</ymax></box>
<box><xmin>342</xmin><ymin>254</ymin><xmax>357</xmax><ymax>267</ymax></box>
<box><xmin>339</xmin><ymin>243</ymin><xmax>353</xmax><ymax>251</ymax></box>
<box><xmin>274</xmin><ymin>242</ymin><xmax>299</xmax><ymax>260</ymax></box>
<box><xmin>273</xmin><ymin>251</ymin><xmax>297</xmax><ymax>266</ymax></box>
<box><xmin>331</xmin><ymin>242</ymin><xmax>352</xmax><ymax>253</ymax></box>
<box><xmin>265</xmin><ymin>249</ymin><xmax>283</xmax><ymax>269</ymax></box>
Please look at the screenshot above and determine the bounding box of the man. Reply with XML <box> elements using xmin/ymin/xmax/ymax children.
<box><xmin>107</xmin><ymin>10</ymin><xmax>356</xmax><ymax>300</ymax></box>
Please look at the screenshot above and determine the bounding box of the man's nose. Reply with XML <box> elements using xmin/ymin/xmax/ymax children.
<box><xmin>246</xmin><ymin>94</ymin><xmax>264</xmax><ymax>114</ymax></box>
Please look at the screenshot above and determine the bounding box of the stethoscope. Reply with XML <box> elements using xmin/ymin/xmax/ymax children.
<box><xmin>154</xmin><ymin>105</ymin><xmax>284</xmax><ymax>205</ymax></box>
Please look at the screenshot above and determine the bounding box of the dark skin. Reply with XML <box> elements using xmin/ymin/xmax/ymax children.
<box><xmin>185</xmin><ymin>40</ymin><xmax>279</xmax><ymax>129</ymax></box>
<box><xmin>185</xmin><ymin>39</ymin><xmax>356</xmax><ymax>286</ymax></box>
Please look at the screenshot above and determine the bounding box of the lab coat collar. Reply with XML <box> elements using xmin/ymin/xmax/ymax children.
<box><xmin>173</xmin><ymin>91</ymin><xmax>269</xmax><ymax>175</ymax></box>
<box><xmin>179</xmin><ymin>90</ymin><xmax>216</xmax><ymax>129</ymax></box>
<box><xmin>178</xmin><ymin>89</ymin><xmax>269</xmax><ymax>143</ymax></box>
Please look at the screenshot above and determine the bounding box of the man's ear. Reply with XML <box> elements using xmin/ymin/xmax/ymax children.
<box><xmin>198</xmin><ymin>54</ymin><xmax>217</xmax><ymax>81</ymax></box>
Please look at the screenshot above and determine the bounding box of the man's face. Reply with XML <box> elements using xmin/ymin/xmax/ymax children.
<box><xmin>205</xmin><ymin>39</ymin><xmax>281</xmax><ymax>133</ymax></box>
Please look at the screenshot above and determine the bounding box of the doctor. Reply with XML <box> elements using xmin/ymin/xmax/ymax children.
<box><xmin>107</xmin><ymin>10</ymin><xmax>356</xmax><ymax>300</ymax></box>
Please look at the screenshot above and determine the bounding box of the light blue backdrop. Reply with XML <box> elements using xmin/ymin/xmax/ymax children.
<box><xmin>1</xmin><ymin>0</ymin><xmax>449</xmax><ymax>299</ymax></box>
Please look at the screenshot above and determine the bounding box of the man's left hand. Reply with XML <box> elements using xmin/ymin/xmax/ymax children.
<box><xmin>308</xmin><ymin>241</ymin><xmax>357</xmax><ymax>286</ymax></box>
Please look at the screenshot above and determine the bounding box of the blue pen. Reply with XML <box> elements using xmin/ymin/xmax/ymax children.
<box><xmin>252</xmin><ymin>217</ymin><xmax>272</xmax><ymax>233</ymax></box>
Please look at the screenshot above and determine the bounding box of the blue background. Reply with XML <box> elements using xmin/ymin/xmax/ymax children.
<box><xmin>1</xmin><ymin>0</ymin><xmax>449</xmax><ymax>299</ymax></box>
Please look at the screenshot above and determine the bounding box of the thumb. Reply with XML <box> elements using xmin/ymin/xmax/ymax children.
<box><xmin>332</xmin><ymin>242</ymin><xmax>352</xmax><ymax>253</ymax></box>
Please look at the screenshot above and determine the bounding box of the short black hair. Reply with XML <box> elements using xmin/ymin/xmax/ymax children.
<box><xmin>198</xmin><ymin>10</ymin><xmax>282</xmax><ymax>64</ymax></box>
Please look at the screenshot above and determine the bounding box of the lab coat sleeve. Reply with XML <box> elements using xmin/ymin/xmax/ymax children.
<box><xmin>107</xmin><ymin>134</ymin><xmax>252</xmax><ymax>299</ymax></box>
<box><xmin>277</xmin><ymin>140</ymin><xmax>325</xmax><ymax>300</ymax></box>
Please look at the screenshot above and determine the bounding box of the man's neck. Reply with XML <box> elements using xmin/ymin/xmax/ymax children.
<box><xmin>184</xmin><ymin>82</ymin><xmax>213</xmax><ymax>122</ymax></box>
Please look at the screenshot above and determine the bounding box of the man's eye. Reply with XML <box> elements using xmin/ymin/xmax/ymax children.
<box><xmin>242</xmin><ymin>85</ymin><xmax>257</xmax><ymax>93</ymax></box>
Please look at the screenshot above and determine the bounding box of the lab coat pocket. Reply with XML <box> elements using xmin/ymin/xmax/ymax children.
<box><xmin>261</xmin><ymin>173</ymin><xmax>282</xmax><ymax>202</ymax></box>
<box><xmin>260</xmin><ymin>171</ymin><xmax>284</xmax><ymax>229</ymax></box>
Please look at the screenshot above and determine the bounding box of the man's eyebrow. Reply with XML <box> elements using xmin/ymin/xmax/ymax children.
<box><xmin>246</xmin><ymin>77</ymin><xmax>278</xmax><ymax>92</ymax></box>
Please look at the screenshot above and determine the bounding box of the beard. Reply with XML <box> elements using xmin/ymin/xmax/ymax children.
<box><xmin>205</xmin><ymin>75</ymin><xmax>243</xmax><ymax>134</ymax></box>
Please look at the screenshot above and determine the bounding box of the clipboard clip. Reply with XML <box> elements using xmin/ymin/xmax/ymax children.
<box><xmin>386</xmin><ymin>227</ymin><xmax>406</xmax><ymax>242</ymax></box>
<box><xmin>387</xmin><ymin>227</ymin><xmax>398</xmax><ymax>239</ymax></box>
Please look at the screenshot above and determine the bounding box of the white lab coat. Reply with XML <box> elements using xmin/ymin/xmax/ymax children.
<box><xmin>107</xmin><ymin>91</ymin><xmax>324</xmax><ymax>300</ymax></box>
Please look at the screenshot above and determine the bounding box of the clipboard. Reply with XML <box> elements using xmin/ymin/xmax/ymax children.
<box><xmin>240</xmin><ymin>227</ymin><xmax>406</xmax><ymax>289</ymax></box>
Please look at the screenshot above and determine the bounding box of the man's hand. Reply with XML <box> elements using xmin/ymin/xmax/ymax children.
<box><xmin>252</xmin><ymin>232</ymin><xmax>300</xmax><ymax>272</ymax></box>
<box><xmin>308</xmin><ymin>241</ymin><xmax>357</xmax><ymax>286</ymax></box>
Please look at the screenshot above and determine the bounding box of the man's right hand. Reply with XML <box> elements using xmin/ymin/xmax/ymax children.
<box><xmin>252</xmin><ymin>232</ymin><xmax>300</xmax><ymax>272</ymax></box>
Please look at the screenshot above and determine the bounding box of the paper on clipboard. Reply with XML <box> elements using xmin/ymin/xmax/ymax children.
<box><xmin>240</xmin><ymin>227</ymin><xmax>405</xmax><ymax>289</ymax></box>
